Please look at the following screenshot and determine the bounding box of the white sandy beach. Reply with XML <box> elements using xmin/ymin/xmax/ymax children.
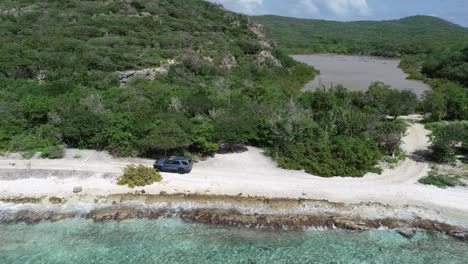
<box><xmin>1</xmin><ymin>117</ymin><xmax>467</xmax><ymax>227</ymax></box>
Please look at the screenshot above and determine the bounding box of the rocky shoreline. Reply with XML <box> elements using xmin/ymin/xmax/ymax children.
<box><xmin>1</xmin><ymin>194</ymin><xmax>467</xmax><ymax>241</ymax></box>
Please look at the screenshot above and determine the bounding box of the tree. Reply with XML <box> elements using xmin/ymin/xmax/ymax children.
<box><xmin>97</xmin><ymin>113</ymin><xmax>137</xmax><ymax>156</ymax></box>
<box><xmin>376</xmin><ymin>119</ymin><xmax>408</xmax><ymax>157</ymax></box>
<box><xmin>386</xmin><ymin>90</ymin><xmax>418</xmax><ymax>118</ymax></box>
<box><xmin>423</xmin><ymin>89</ymin><xmax>447</xmax><ymax>121</ymax></box>
<box><xmin>213</xmin><ymin>110</ymin><xmax>258</xmax><ymax>145</ymax></box>
<box><xmin>366</xmin><ymin>82</ymin><xmax>418</xmax><ymax>118</ymax></box>
<box><xmin>430</xmin><ymin>122</ymin><xmax>468</xmax><ymax>162</ymax></box>
<box><xmin>139</xmin><ymin>121</ymin><xmax>191</xmax><ymax>155</ymax></box>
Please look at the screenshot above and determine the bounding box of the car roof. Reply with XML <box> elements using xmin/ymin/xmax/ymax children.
<box><xmin>168</xmin><ymin>156</ymin><xmax>191</xmax><ymax>161</ymax></box>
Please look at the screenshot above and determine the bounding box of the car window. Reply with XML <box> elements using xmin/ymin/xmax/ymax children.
<box><xmin>166</xmin><ymin>160</ymin><xmax>179</xmax><ymax>165</ymax></box>
<box><xmin>182</xmin><ymin>161</ymin><xmax>189</xmax><ymax>166</ymax></box>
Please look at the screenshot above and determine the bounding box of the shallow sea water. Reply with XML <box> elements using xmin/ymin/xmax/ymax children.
<box><xmin>0</xmin><ymin>219</ymin><xmax>467</xmax><ymax>264</ymax></box>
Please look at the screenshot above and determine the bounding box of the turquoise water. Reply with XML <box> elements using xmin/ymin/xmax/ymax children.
<box><xmin>0</xmin><ymin>219</ymin><xmax>467</xmax><ymax>264</ymax></box>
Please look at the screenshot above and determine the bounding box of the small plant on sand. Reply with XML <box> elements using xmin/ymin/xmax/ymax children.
<box><xmin>418</xmin><ymin>170</ymin><xmax>465</xmax><ymax>188</ymax></box>
<box><xmin>20</xmin><ymin>151</ymin><xmax>36</xmax><ymax>159</ymax></box>
<box><xmin>117</xmin><ymin>164</ymin><xmax>162</xmax><ymax>188</ymax></box>
<box><xmin>40</xmin><ymin>146</ymin><xmax>64</xmax><ymax>159</ymax></box>
<box><xmin>385</xmin><ymin>148</ymin><xmax>407</xmax><ymax>166</ymax></box>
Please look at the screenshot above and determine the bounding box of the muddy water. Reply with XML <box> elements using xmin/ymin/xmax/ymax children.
<box><xmin>293</xmin><ymin>54</ymin><xmax>430</xmax><ymax>96</ymax></box>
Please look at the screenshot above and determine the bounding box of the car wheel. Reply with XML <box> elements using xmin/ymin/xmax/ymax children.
<box><xmin>177</xmin><ymin>168</ymin><xmax>185</xmax><ymax>174</ymax></box>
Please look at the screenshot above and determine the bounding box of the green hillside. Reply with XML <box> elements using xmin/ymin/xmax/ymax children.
<box><xmin>0</xmin><ymin>0</ymin><xmax>315</xmax><ymax>156</ymax></box>
<box><xmin>252</xmin><ymin>15</ymin><xmax>468</xmax><ymax>56</ymax></box>
<box><xmin>0</xmin><ymin>1</ymin><xmax>462</xmax><ymax>177</ymax></box>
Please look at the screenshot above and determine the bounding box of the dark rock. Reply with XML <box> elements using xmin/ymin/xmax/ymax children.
<box><xmin>217</xmin><ymin>142</ymin><xmax>247</xmax><ymax>154</ymax></box>
<box><xmin>451</xmin><ymin>231</ymin><xmax>468</xmax><ymax>241</ymax></box>
<box><xmin>398</xmin><ymin>228</ymin><xmax>416</xmax><ymax>239</ymax></box>
<box><xmin>48</xmin><ymin>197</ymin><xmax>64</xmax><ymax>205</ymax></box>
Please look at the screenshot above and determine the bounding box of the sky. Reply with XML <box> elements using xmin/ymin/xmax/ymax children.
<box><xmin>208</xmin><ymin>0</ymin><xmax>468</xmax><ymax>27</ymax></box>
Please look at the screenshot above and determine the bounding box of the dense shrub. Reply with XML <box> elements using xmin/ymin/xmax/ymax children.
<box><xmin>40</xmin><ymin>146</ymin><xmax>65</xmax><ymax>159</ymax></box>
<box><xmin>117</xmin><ymin>164</ymin><xmax>162</xmax><ymax>188</ymax></box>
<box><xmin>422</xmin><ymin>80</ymin><xmax>468</xmax><ymax>121</ymax></box>
<box><xmin>429</xmin><ymin>122</ymin><xmax>468</xmax><ymax>162</ymax></box>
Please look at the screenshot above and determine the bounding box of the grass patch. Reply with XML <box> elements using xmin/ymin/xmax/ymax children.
<box><xmin>385</xmin><ymin>148</ymin><xmax>407</xmax><ymax>165</ymax></box>
<box><xmin>418</xmin><ymin>170</ymin><xmax>466</xmax><ymax>188</ymax></box>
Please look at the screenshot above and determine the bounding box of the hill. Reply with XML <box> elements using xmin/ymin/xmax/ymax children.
<box><xmin>0</xmin><ymin>0</ymin><xmax>315</xmax><ymax>156</ymax></box>
<box><xmin>0</xmin><ymin>1</ymin><xmax>457</xmax><ymax>177</ymax></box>
<box><xmin>252</xmin><ymin>15</ymin><xmax>468</xmax><ymax>56</ymax></box>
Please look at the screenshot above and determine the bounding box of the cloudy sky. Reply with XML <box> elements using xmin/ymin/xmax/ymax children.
<box><xmin>208</xmin><ymin>0</ymin><xmax>468</xmax><ymax>27</ymax></box>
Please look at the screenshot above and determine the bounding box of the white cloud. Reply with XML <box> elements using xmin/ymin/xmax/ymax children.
<box><xmin>210</xmin><ymin>0</ymin><xmax>265</xmax><ymax>15</ymax></box>
<box><xmin>210</xmin><ymin>0</ymin><xmax>372</xmax><ymax>18</ymax></box>
<box><xmin>290</xmin><ymin>0</ymin><xmax>320</xmax><ymax>16</ymax></box>
<box><xmin>325</xmin><ymin>0</ymin><xmax>371</xmax><ymax>16</ymax></box>
<box><xmin>289</xmin><ymin>0</ymin><xmax>372</xmax><ymax>18</ymax></box>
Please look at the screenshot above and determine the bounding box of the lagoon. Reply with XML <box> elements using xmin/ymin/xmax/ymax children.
<box><xmin>293</xmin><ymin>54</ymin><xmax>430</xmax><ymax>97</ymax></box>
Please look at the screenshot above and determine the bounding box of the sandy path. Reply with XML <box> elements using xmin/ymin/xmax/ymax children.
<box><xmin>1</xmin><ymin>117</ymin><xmax>467</xmax><ymax>227</ymax></box>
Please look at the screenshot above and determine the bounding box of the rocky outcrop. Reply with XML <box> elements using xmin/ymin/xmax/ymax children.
<box><xmin>1</xmin><ymin>194</ymin><xmax>467</xmax><ymax>241</ymax></box>
<box><xmin>34</xmin><ymin>70</ymin><xmax>46</xmax><ymax>83</ymax></box>
<box><xmin>259</xmin><ymin>40</ymin><xmax>272</xmax><ymax>49</ymax></box>
<box><xmin>0</xmin><ymin>5</ymin><xmax>37</xmax><ymax>16</ymax></box>
<box><xmin>256</xmin><ymin>50</ymin><xmax>281</xmax><ymax>67</ymax></box>
<box><xmin>249</xmin><ymin>23</ymin><xmax>266</xmax><ymax>39</ymax></box>
<box><xmin>116</xmin><ymin>59</ymin><xmax>176</xmax><ymax>84</ymax></box>
<box><xmin>48</xmin><ymin>197</ymin><xmax>64</xmax><ymax>205</ymax></box>
<box><xmin>397</xmin><ymin>228</ymin><xmax>416</xmax><ymax>239</ymax></box>
<box><xmin>0</xmin><ymin>202</ymin><xmax>466</xmax><ymax>241</ymax></box>
<box><xmin>221</xmin><ymin>54</ymin><xmax>237</xmax><ymax>70</ymax></box>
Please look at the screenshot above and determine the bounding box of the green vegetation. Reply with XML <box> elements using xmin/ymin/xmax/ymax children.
<box><xmin>421</xmin><ymin>79</ymin><xmax>468</xmax><ymax>122</ymax></box>
<box><xmin>252</xmin><ymin>15</ymin><xmax>468</xmax><ymax>56</ymax></box>
<box><xmin>422</xmin><ymin>46</ymin><xmax>468</xmax><ymax>87</ymax></box>
<box><xmin>267</xmin><ymin>85</ymin><xmax>413</xmax><ymax>177</ymax></box>
<box><xmin>117</xmin><ymin>164</ymin><xmax>162</xmax><ymax>188</ymax></box>
<box><xmin>40</xmin><ymin>146</ymin><xmax>64</xmax><ymax>159</ymax></box>
<box><xmin>0</xmin><ymin>0</ymin><xmax>427</xmax><ymax>177</ymax></box>
<box><xmin>429</xmin><ymin>122</ymin><xmax>468</xmax><ymax>163</ymax></box>
<box><xmin>385</xmin><ymin>148</ymin><xmax>407</xmax><ymax>165</ymax></box>
<box><xmin>419</xmin><ymin>170</ymin><xmax>465</xmax><ymax>188</ymax></box>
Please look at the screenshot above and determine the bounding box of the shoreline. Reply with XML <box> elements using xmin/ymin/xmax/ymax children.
<box><xmin>1</xmin><ymin>194</ymin><xmax>467</xmax><ymax>241</ymax></box>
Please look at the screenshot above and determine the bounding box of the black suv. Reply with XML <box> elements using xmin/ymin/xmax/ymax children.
<box><xmin>153</xmin><ymin>156</ymin><xmax>193</xmax><ymax>174</ymax></box>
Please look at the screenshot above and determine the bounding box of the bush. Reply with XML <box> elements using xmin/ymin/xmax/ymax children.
<box><xmin>117</xmin><ymin>164</ymin><xmax>162</xmax><ymax>188</ymax></box>
<box><xmin>40</xmin><ymin>146</ymin><xmax>64</xmax><ymax>159</ymax></box>
<box><xmin>430</xmin><ymin>122</ymin><xmax>468</xmax><ymax>162</ymax></box>
<box><xmin>418</xmin><ymin>171</ymin><xmax>465</xmax><ymax>188</ymax></box>
<box><xmin>385</xmin><ymin>148</ymin><xmax>406</xmax><ymax>164</ymax></box>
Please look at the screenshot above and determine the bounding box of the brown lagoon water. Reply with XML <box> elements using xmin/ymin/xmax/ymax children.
<box><xmin>293</xmin><ymin>54</ymin><xmax>430</xmax><ymax>96</ymax></box>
